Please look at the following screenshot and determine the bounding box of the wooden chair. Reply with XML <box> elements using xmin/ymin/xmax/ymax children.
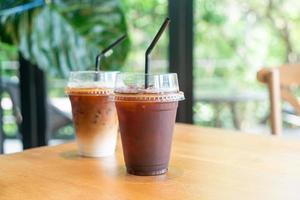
<box><xmin>257</xmin><ymin>64</ymin><xmax>300</xmax><ymax>135</ymax></box>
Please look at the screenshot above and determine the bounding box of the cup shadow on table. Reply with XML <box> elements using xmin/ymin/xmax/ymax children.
<box><xmin>104</xmin><ymin>165</ymin><xmax>184</xmax><ymax>184</ymax></box>
<box><xmin>59</xmin><ymin>150</ymin><xmax>184</xmax><ymax>184</ymax></box>
<box><xmin>59</xmin><ymin>150</ymin><xmax>82</xmax><ymax>160</ymax></box>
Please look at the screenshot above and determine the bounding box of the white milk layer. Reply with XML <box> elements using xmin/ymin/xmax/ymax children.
<box><xmin>76</xmin><ymin>123</ymin><xmax>118</xmax><ymax>157</ymax></box>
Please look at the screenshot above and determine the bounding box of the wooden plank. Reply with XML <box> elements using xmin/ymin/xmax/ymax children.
<box><xmin>268</xmin><ymin>69</ymin><xmax>282</xmax><ymax>135</ymax></box>
<box><xmin>1</xmin><ymin>124</ymin><xmax>300</xmax><ymax>199</ymax></box>
<box><xmin>257</xmin><ymin>65</ymin><xmax>300</xmax><ymax>85</ymax></box>
<box><xmin>278</xmin><ymin>64</ymin><xmax>300</xmax><ymax>85</ymax></box>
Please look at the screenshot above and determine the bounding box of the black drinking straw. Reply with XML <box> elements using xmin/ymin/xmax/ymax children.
<box><xmin>145</xmin><ymin>17</ymin><xmax>170</xmax><ymax>88</ymax></box>
<box><xmin>95</xmin><ymin>34</ymin><xmax>127</xmax><ymax>72</ymax></box>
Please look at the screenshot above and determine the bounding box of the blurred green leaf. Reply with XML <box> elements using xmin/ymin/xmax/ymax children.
<box><xmin>0</xmin><ymin>0</ymin><xmax>129</xmax><ymax>77</ymax></box>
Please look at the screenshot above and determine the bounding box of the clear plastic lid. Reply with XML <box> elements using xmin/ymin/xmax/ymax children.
<box><xmin>113</xmin><ymin>73</ymin><xmax>185</xmax><ymax>102</ymax></box>
<box><xmin>114</xmin><ymin>92</ymin><xmax>184</xmax><ymax>102</ymax></box>
<box><xmin>65</xmin><ymin>71</ymin><xmax>118</xmax><ymax>96</ymax></box>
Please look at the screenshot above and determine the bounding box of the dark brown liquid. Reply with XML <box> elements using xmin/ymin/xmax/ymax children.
<box><xmin>116</xmin><ymin>100</ymin><xmax>178</xmax><ymax>176</ymax></box>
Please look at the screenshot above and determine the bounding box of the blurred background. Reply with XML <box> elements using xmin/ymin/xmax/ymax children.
<box><xmin>0</xmin><ymin>0</ymin><xmax>300</xmax><ymax>154</ymax></box>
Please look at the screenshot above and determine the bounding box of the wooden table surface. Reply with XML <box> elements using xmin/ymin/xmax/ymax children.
<box><xmin>1</xmin><ymin>123</ymin><xmax>300</xmax><ymax>200</ymax></box>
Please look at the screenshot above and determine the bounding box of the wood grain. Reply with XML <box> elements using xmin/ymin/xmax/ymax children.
<box><xmin>268</xmin><ymin>69</ymin><xmax>282</xmax><ymax>135</ymax></box>
<box><xmin>1</xmin><ymin>123</ymin><xmax>300</xmax><ymax>200</ymax></box>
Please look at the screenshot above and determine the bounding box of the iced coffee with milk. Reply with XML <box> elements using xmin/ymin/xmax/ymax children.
<box><xmin>65</xmin><ymin>71</ymin><xmax>118</xmax><ymax>157</ymax></box>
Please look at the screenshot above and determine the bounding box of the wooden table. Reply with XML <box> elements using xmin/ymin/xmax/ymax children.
<box><xmin>1</xmin><ymin>123</ymin><xmax>300</xmax><ymax>200</ymax></box>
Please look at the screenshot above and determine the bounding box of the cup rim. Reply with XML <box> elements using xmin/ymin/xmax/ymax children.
<box><xmin>113</xmin><ymin>91</ymin><xmax>185</xmax><ymax>102</ymax></box>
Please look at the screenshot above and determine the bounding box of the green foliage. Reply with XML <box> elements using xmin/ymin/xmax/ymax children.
<box><xmin>121</xmin><ymin>0</ymin><xmax>168</xmax><ymax>72</ymax></box>
<box><xmin>194</xmin><ymin>0</ymin><xmax>300</xmax><ymax>129</ymax></box>
<box><xmin>0</xmin><ymin>42</ymin><xmax>17</xmax><ymax>61</ymax></box>
<box><xmin>195</xmin><ymin>0</ymin><xmax>300</xmax><ymax>88</ymax></box>
<box><xmin>201</xmin><ymin>0</ymin><xmax>226</xmax><ymax>25</ymax></box>
<box><xmin>0</xmin><ymin>0</ymin><xmax>129</xmax><ymax>77</ymax></box>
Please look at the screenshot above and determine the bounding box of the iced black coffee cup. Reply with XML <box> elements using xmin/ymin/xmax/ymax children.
<box><xmin>114</xmin><ymin>73</ymin><xmax>184</xmax><ymax>175</ymax></box>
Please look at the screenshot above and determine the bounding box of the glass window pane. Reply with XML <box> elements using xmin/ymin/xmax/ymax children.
<box><xmin>193</xmin><ymin>0</ymin><xmax>300</xmax><ymax>131</ymax></box>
